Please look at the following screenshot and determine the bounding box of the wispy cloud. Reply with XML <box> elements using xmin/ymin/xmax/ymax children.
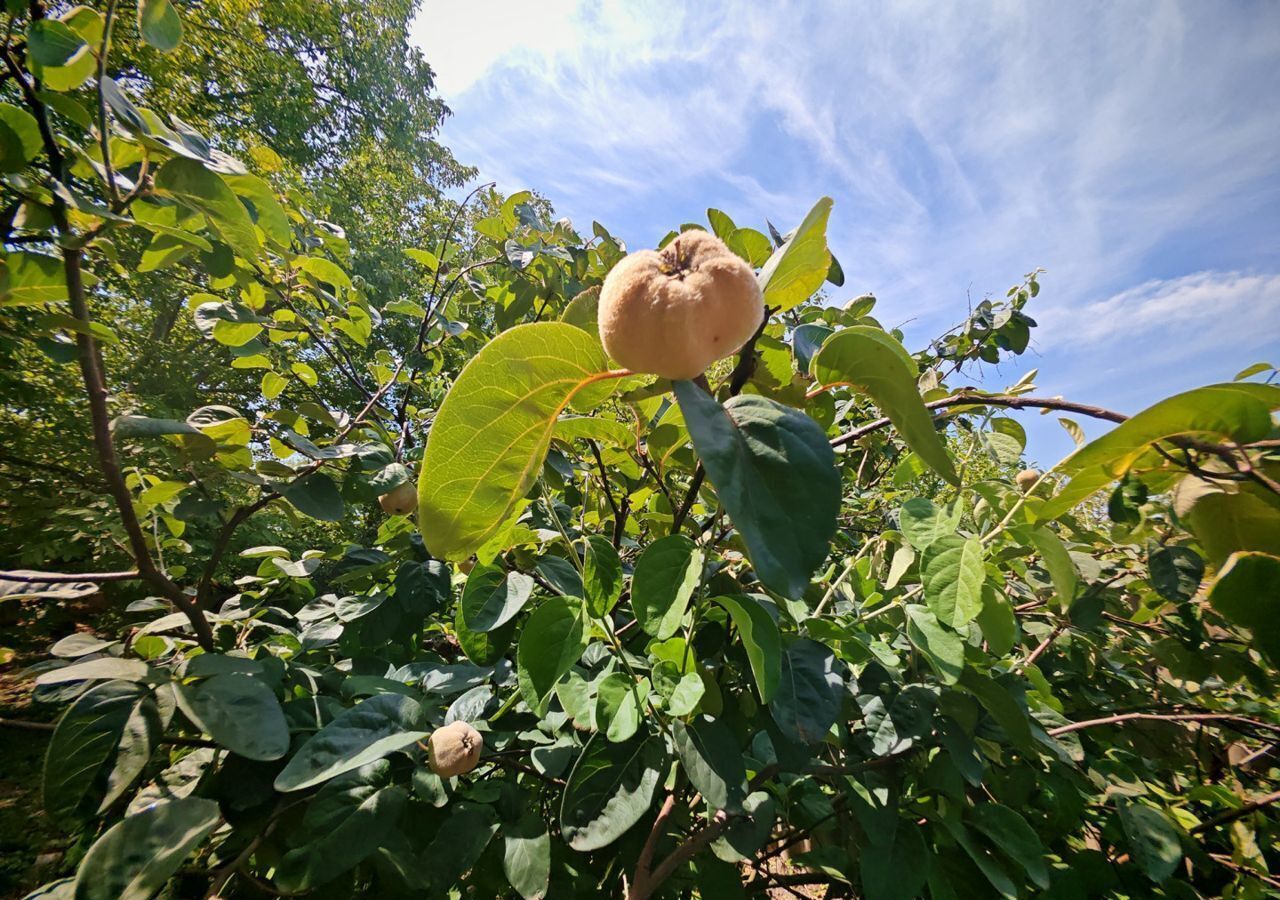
<box><xmin>412</xmin><ymin>0</ymin><xmax>1280</xmax><ymax>457</ymax></box>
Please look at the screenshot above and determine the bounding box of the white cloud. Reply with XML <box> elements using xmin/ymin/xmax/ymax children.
<box><xmin>410</xmin><ymin>0</ymin><xmax>1280</xmax><ymax>452</ymax></box>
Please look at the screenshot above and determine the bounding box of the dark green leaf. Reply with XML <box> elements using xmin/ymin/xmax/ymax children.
<box><xmin>273</xmin><ymin>694</ymin><xmax>428</xmax><ymax>791</ymax></box>
<box><xmin>517</xmin><ymin>596</ymin><xmax>586</xmax><ymax>715</ymax></box>
<box><xmin>461</xmin><ymin>563</ymin><xmax>534</xmax><ymax>632</ymax></box>
<box><xmin>711</xmin><ymin>595</ymin><xmax>781</xmax><ymax>702</ymax></box>
<box><xmin>632</xmin><ymin>534</ymin><xmax>702</xmax><ymax>638</ymax></box>
<box><xmin>673</xmin><ymin>718</ymin><xmax>747</xmax><ymax>813</ymax></box>
<box><xmin>175</xmin><ymin>672</ymin><xmax>289</xmax><ymax>761</ymax></box>
<box><xmin>73</xmin><ymin>797</ymin><xmax>220</xmax><ymax>900</ymax></box>
<box><xmin>674</xmin><ymin>382</ymin><xmax>839</xmax><ymax>600</ymax></box>
<box><xmin>560</xmin><ymin>733</ymin><xmax>664</xmax><ymax>851</ymax></box>
<box><xmin>583</xmin><ymin>535</ymin><xmax>623</xmax><ymax>618</ymax></box>
<box><xmin>771</xmin><ymin>639</ymin><xmax>842</xmax><ymax>745</ymax></box>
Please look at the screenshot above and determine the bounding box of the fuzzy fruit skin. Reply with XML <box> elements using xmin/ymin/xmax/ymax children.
<box><xmin>598</xmin><ymin>230</ymin><xmax>763</xmax><ymax>380</ymax></box>
<box><xmin>427</xmin><ymin>721</ymin><xmax>483</xmax><ymax>778</ymax></box>
<box><xmin>1015</xmin><ymin>469</ymin><xmax>1040</xmax><ymax>492</ymax></box>
<box><xmin>378</xmin><ymin>481</ymin><xmax>417</xmax><ymax>516</ymax></box>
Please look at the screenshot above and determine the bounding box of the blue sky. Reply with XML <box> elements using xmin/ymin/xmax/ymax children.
<box><xmin>411</xmin><ymin>1</ymin><xmax>1280</xmax><ymax>464</ymax></box>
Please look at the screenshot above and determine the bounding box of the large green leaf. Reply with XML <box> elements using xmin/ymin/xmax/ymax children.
<box><xmin>517</xmin><ymin>596</ymin><xmax>587</xmax><ymax>715</ymax></box>
<box><xmin>582</xmin><ymin>535</ymin><xmax>623</xmax><ymax>618</ymax></box>
<box><xmin>153</xmin><ymin>157</ymin><xmax>259</xmax><ymax>260</ymax></box>
<box><xmin>1207</xmin><ymin>552</ymin><xmax>1280</xmax><ymax>667</ymax></box>
<box><xmin>560</xmin><ymin>733</ymin><xmax>665</xmax><ymax>851</ymax></box>
<box><xmin>811</xmin><ymin>327</ymin><xmax>959</xmax><ymax>485</ymax></box>
<box><xmin>419</xmin><ymin>323</ymin><xmax>618</xmax><ymax>560</ymax></box>
<box><xmin>44</xmin><ymin>680</ymin><xmax>165</xmax><ymax>822</ymax></box>
<box><xmin>594</xmin><ymin>672</ymin><xmax>642</xmax><ymax>743</ymax></box>
<box><xmin>969</xmin><ymin>804</ymin><xmax>1049</xmax><ymax>889</ymax></box>
<box><xmin>1038</xmin><ymin>382</ymin><xmax>1280</xmax><ymax>519</ymax></box>
<box><xmin>711</xmin><ymin>595</ymin><xmax>782</xmax><ymax>702</ymax></box>
<box><xmin>137</xmin><ymin>0</ymin><xmax>183</xmax><ymax>52</ymax></box>
<box><xmin>756</xmin><ymin>197</ymin><xmax>832</xmax><ymax>313</ymax></box>
<box><xmin>631</xmin><ymin>534</ymin><xmax>702</xmax><ymax>638</ymax></box>
<box><xmin>905</xmin><ymin>605</ymin><xmax>964</xmax><ymax>685</ymax></box>
<box><xmin>0</xmin><ymin>103</ymin><xmax>42</xmax><ymax>173</ymax></box>
<box><xmin>922</xmin><ymin>536</ymin><xmax>986</xmax><ymax>628</ymax></box>
<box><xmin>1173</xmin><ymin>474</ymin><xmax>1280</xmax><ymax>567</ymax></box>
<box><xmin>771</xmin><ymin>639</ymin><xmax>843</xmax><ymax>745</ymax></box>
<box><xmin>673</xmin><ymin>719</ymin><xmax>747</xmax><ymax>813</ymax></box>
<box><xmin>674</xmin><ymin>382</ymin><xmax>839</xmax><ymax>599</ymax></box>
<box><xmin>1025</xmin><ymin>526</ymin><xmax>1079</xmax><ymax>607</ymax></box>
<box><xmin>73</xmin><ymin>797</ymin><xmax>220</xmax><ymax>900</ymax></box>
<box><xmin>175</xmin><ymin>672</ymin><xmax>289</xmax><ymax>761</ymax></box>
<box><xmin>275</xmin><ymin>761</ymin><xmax>408</xmax><ymax>891</ymax></box>
<box><xmin>898</xmin><ymin>497</ymin><xmax>962</xmax><ymax>551</ymax></box>
<box><xmin>1118</xmin><ymin>801</ymin><xmax>1182</xmax><ymax>883</ymax></box>
<box><xmin>460</xmin><ymin>563</ymin><xmax>534</xmax><ymax>632</ymax></box>
<box><xmin>274</xmin><ymin>694</ymin><xmax>429</xmax><ymax>791</ymax></box>
<box><xmin>503</xmin><ymin>813</ymin><xmax>551</xmax><ymax>900</ymax></box>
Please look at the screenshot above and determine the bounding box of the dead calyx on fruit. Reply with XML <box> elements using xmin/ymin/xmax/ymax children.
<box><xmin>1015</xmin><ymin>469</ymin><xmax>1040</xmax><ymax>492</ymax></box>
<box><xmin>378</xmin><ymin>480</ymin><xmax>417</xmax><ymax>516</ymax></box>
<box><xmin>597</xmin><ymin>229</ymin><xmax>763</xmax><ymax>380</ymax></box>
<box><xmin>427</xmin><ymin>720</ymin><xmax>483</xmax><ymax>777</ymax></box>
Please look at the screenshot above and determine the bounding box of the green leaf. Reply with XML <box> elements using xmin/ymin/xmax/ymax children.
<box><xmin>1207</xmin><ymin>552</ymin><xmax>1280</xmax><ymax>667</ymax></box>
<box><xmin>460</xmin><ymin>564</ymin><xmax>534</xmax><ymax>632</ymax></box>
<box><xmin>969</xmin><ymin>804</ymin><xmax>1049</xmax><ymax>889</ymax></box>
<box><xmin>560</xmin><ymin>285</ymin><xmax>600</xmax><ymax>333</ymax></box>
<box><xmin>583</xmin><ymin>535</ymin><xmax>623</xmax><ymax>618</ymax></box>
<box><xmin>922</xmin><ymin>536</ymin><xmax>985</xmax><ymax>628</ymax></box>
<box><xmin>811</xmin><ymin>327</ymin><xmax>959</xmax><ymax>485</ymax></box>
<box><xmin>1174</xmin><ymin>475</ymin><xmax>1280</xmax><ymax>567</ymax></box>
<box><xmin>756</xmin><ymin>197</ymin><xmax>832</xmax><ymax>312</ymax></box>
<box><xmin>503</xmin><ymin>813</ymin><xmax>551</xmax><ymax>900</ymax></box>
<box><xmin>860</xmin><ymin>824</ymin><xmax>929</xmax><ymax>900</ymax></box>
<box><xmin>560</xmin><ymin>733</ymin><xmax>664</xmax><ymax>851</ymax></box>
<box><xmin>225</xmin><ymin>173</ymin><xmax>290</xmax><ymax>246</ymax></box>
<box><xmin>553</xmin><ymin>415</ymin><xmax>634</xmax><ymax>447</ymax></box>
<box><xmin>294</xmin><ymin>255</ymin><xmax>352</xmax><ymax>291</ymax></box>
<box><xmin>1038</xmin><ymin>383</ymin><xmax>1280</xmax><ymax>519</ymax></box>
<box><xmin>73</xmin><ymin>797</ymin><xmax>220</xmax><ymax>900</ymax></box>
<box><xmin>281</xmin><ymin>472</ymin><xmax>344</xmax><ymax>521</ymax></box>
<box><xmin>674</xmin><ymin>382</ymin><xmax>839</xmax><ymax>600</ymax></box>
<box><xmin>632</xmin><ymin>534</ymin><xmax>702</xmax><ymax>638</ymax></box>
<box><xmin>154</xmin><ymin>157</ymin><xmax>259</xmax><ymax>261</ymax></box>
<box><xmin>1025</xmin><ymin>526</ymin><xmax>1079</xmax><ymax>606</ymax></box>
<box><xmin>275</xmin><ymin>761</ymin><xmax>407</xmax><ymax>891</ymax></box>
<box><xmin>137</xmin><ymin>0</ymin><xmax>183</xmax><ymax>52</ymax></box>
<box><xmin>175</xmin><ymin>672</ymin><xmax>289</xmax><ymax>761</ymax></box>
<box><xmin>0</xmin><ymin>103</ymin><xmax>42</xmax><ymax>172</ymax></box>
<box><xmin>455</xmin><ymin>603</ymin><xmax>516</xmax><ymax>666</ymax></box>
<box><xmin>711</xmin><ymin>595</ymin><xmax>781</xmax><ymax>702</ymax></box>
<box><xmin>1148</xmin><ymin>545</ymin><xmax>1204</xmax><ymax>602</ymax></box>
<box><xmin>898</xmin><ymin>498</ymin><xmax>960</xmax><ymax>551</ymax></box>
<box><xmin>1</xmin><ymin>252</ymin><xmax>98</xmax><ymax>306</ymax></box>
<box><xmin>27</xmin><ymin>19</ymin><xmax>87</xmax><ymax>67</ymax></box>
<box><xmin>273</xmin><ymin>693</ymin><xmax>429</xmax><ymax>792</ymax></box>
<box><xmin>595</xmin><ymin>672</ymin><xmax>642</xmax><ymax>743</ymax></box>
<box><xmin>958</xmin><ymin>669</ymin><xmax>1034</xmax><ymax>754</ymax></box>
<box><xmin>771</xmin><ymin>639</ymin><xmax>842</xmax><ymax>745</ymax></box>
<box><xmin>43</xmin><ymin>680</ymin><xmax>164</xmax><ymax>822</ymax></box>
<box><xmin>1118</xmin><ymin>801</ymin><xmax>1183</xmax><ymax>883</ymax></box>
<box><xmin>419</xmin><ymin>322</ymin><xmax>618</xmax><ymax>560</ymax></box>
<box><xmin>905</xmin><ymin>605</ymin><xmax>964</xmax><ymax>685</ymax></box>
<box><xmin>517</xmin><ymin>596</ymin><xmax>586</xmax><ymax>715</ymax></box>
<box><xmin>673</xmin><ymin>718</ymin><xmax>747</xmax><ymax>813</ymax></box>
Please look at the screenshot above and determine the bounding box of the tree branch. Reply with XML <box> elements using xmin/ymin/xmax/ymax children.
<box><xmin>830</xmin><ymin>392</ymin><xmax>1128</xmax><ymax>448</ymax></box>
<box><xmin>1190</xmin><ymin>789</ymin><xmax>1280</xmax><ymax>834</ymax></box>
<box><xmin>1</xmin><ymin>569</ymin><xmax>141</xmax><ymax>583</ymax></box>
<box><xmin>1048</xmin><ymin>712</ymin><xmax>1280</xmax><ymax>738</ymax></box>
